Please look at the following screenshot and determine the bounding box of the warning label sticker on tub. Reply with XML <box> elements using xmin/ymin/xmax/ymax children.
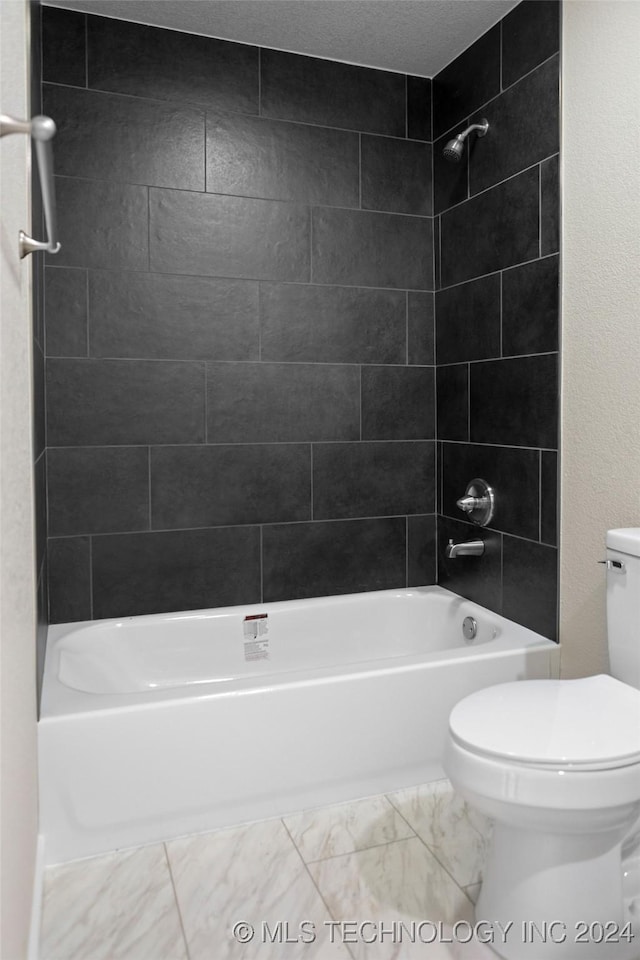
<box><xmin>243</xmin><ymin>614</ymin><xmax>269</xmax><ymax>661</ymax></box>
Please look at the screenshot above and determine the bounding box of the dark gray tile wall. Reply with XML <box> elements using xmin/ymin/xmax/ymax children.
<box><xmin>434</xmin><ymin>1</ymin><xmax>559</xmax><ymax>641</ymax></box>
<box><xmin>42</xmin><ymin>8</ymin><xmax>436</xmax><ymax>621</ymax></box>
<box><xmin>42</xmin><ymin>2</ymin><xmax>559</xmax><ymax>638</ymax></box>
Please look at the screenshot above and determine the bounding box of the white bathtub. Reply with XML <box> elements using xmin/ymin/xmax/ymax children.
<box><xmin>39</xmin><ymin>586</ymin><xmax>559</xmax><ymax>864</ymax></box>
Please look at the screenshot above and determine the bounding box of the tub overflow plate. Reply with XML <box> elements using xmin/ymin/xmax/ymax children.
<box><xmin>462</xmin><ymin>616</ymin><xmax>477</xmax><ymax>641</ymax></box>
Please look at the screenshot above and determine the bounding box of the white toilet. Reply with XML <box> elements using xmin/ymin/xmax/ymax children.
<box><xmin>443</xmin><ymin>528</ymin><xmax>640</xmax><ymax>960</ymax></box>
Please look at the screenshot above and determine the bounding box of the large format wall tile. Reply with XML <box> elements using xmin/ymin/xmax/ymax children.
<box><xmin>440</xmin><ymin>167</ymin><xmax>539</xmax><ymax>286</ymax></box>
<box><xmin>541</xmin><ymin>155</ymin><xmax>559</xmax><ymax>255</ymax></box>
<box><xmin>46</xmin><ymin>359</ymin><xmax>205</xmax><ymax>446</ymax></box>
<box><xmin>92</xmin><ymin>527</ymin><xmax>261</xmax><ymax>618</ymax></box>
<box><xmin>50</xmin><ymin>178</ymin><xmax>149</xmax><ymax>271</ymax></box>
<box><xmin>260</xmin><ymin>284</ymin><xmax>406</xmax><ymax>365</ymax></box>
<box><xmin>260</xmin><ymin>49</ymin><xmax>406</xmax><ymax>136</ymax></box>
<box><xmin>42</xmin><ymin>6</ymin><xmax>86</xmax><ymax>87</ymax></box>
<box><xmin>469</xmin><ymin>56</ymin><xmax>560</xmax><ymax>195</ymax></box>
<box><xmin>502</xmin><ymin>255</ymin><xmax>559</xmax><ymax>356</ymax></box>
<box><xmin>47</xmin><ymin>447</ymin><xmax>149</xmax><ymax>536</ymax></box>
<box><xmin>502</xmin><ymin>0</ymin><xmax>560</xmax><ymax>88</ymax></box>
<box><xmin>361</xmin><ymin>366</ymin><xmax>435</xmax><ymax>440</ymax></box>
<box><xmin>48</xmin><ymin>537</ymin><xmax>91</xmax><ymax>623</ymax></box>
<box><xmin>206</xmin><ymin>113</ymin><xmax>359</xmax><ymax>206</ymax></box>
<box><xmin>407</xmin><ymin>76</ymin><xmax>432</xmax><ymax>141</ymax></box>
<box><xmin>436</xmin><ymin>365</ymin><xmax>468</xmax><ymax>441</ymax></box>
<box><xmin>313</xmin><ymin>442</ymin><xmax>435</xmax><ymax>519</ymax></box>
<box><xmin>88</xmin><ymin>17</ymin><xmax>259</xmax><ymax>112</ymax></box>
<box><xmin>89</xmin><ymin>272</ymin><xmax>259</xmax><ymax>361</ymax></box>
<box><xmin>206</xmin><ymin>362</ymin><xmax>359</xmax><ymax>443</ymax></box>
<box><xmin>408</xmin><ymin>515</ymin><xmax>437</xmax><ymax>585</ymax></box>
<box><xmin>433</xmin><ymin>26</ymin><xmax>500</xmax><ymax>138</ymax></box>
<box><xmin>469</xmin><ymin>355</ymin><xmax>558</xmax><ymax>448</ymax></box>
<box><xmin>502</xmin><ymin>535</ymin><xmax>558</xmax><ymax>640</ymax></box>
<box><xmin>45</xmin><ymin>268</ymin><xmax>87</xmax><ymax>357</ymax></box>
<box><xmin>408</xmin><ymin>292</ymin><xmax>435</xmax><ymax>365</ymax></box>
<box><xmin>149</xmin><ymin>189</ymin><xmax>310</xmax><ymax>280</ymax></box>
<box><xmin>44</xmin><ymin>85</ymin><xmax>205</xmax><ymax>191</ymax></box>
<box><xmin>312</xmin><ymin>208</ymin><xmax>433</xmax><ymax>290</ymax></box>
<box><xmin>263</xmin><ymin>518</ymin><xmax>406</xmax><ymax>601</ymax></box>
<box><xmin>361</xmin><ymin>135</ymin><xmax>432</xmax><ymax>215</ymax></box>
<box><xmin>150</xmin><ymin>444</ymin><xmax>311</xmax><ymax>528</ymax></box>
<box><xmin>541</xmin><ymin>450</ymin><xmax>558</xmax><ymax>546</ymax></box>
<box><xmin>436</xmin><ymin>274</ymin><xmax>500</xmax><ymax>363</ymax></box>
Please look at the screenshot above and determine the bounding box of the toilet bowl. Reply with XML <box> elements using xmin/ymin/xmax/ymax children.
<box><xmin>443</xmin><ymin>528</ymin><xmax>640</xmax><ymax>960</ymax></box>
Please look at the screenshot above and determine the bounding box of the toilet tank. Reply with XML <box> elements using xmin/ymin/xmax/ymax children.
<box><xmin>606</xmin><ymin>528</ymin><xmax>640</xmax><ymax>689</ymax></box>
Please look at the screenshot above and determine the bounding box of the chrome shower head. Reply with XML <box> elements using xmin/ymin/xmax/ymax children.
<box><xmin>443</xmin><ymin>119</ymin><xmax>489</xmax><ymax>163</ymax></box>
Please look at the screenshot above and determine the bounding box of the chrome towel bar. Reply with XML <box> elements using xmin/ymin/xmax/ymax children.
<box><xmin>0</xmin><ymin>112</ymin><xmax>61</xmax><ymax>258</ymax></box>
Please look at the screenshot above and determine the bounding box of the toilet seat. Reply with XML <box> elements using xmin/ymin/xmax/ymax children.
<box><xmin>449</xmin><ymin>674</ymin><xmax>640</xmax><ymax>772</ymax></box>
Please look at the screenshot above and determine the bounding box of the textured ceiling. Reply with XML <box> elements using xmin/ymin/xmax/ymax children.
<box><xmin>43</xmin><ymin>0</ymin><xmax>520</xmax><ymax>77</ymax></box>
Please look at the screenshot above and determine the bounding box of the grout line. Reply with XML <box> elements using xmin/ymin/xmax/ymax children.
<box><xmin>279</xmin><ymin>820</ymin><xmax>358</xmax><ymax>960</ymax></box>
<box><xmin>358</xmin><ymin>133</ymin><xmax>362</xmax><ymax>209</ymax></box>
<box><xmin>434</xmin><ymin>50</ymin><xmax>560</xmax><ymax>143</ymax></box>
<box><xmin>47</xmin><ymin>513</ymin><xmax>437</xmax><ymax>541</ymax></box>
<box><xmin>438</xmin><ymin>512</ymin><xmax>558</xmax><ymax>549</ymax></box>
<box><xmin>539</xmin><ymin>451</ymin><xmax>543</xmax><ymax>543</ymax></box>
<box><xmin>257</xmin><ymin>46</ymin><xmax>262</xmax><ymax>116</ymax></box>
<box><xmin>88</xmin><ymin>535</ymin><xmax>93</xmax><ymax>619</ymax></box>
<box><xmin>404</xmin><ymin>73</ymin><xmax>408</xmax><ymax>139</ymax></box>
<box><xmin>405</xmin><ymin>516</ymin><xmax>409</xmax><ymax>586</ymax></box>
<box><xmin>259</xmin><ymin>524</ymin><xmax>264</xmax><ymax>603</ymax></box>
<box><xmin>147</xmin><ymin>447</ymin><xmax>152</xmax><ymax>530</ymax></box>
<box><xmin>203</xmin><ymin>363</ymin><xmax>208</xmax><ymax>443</ymax></box>
<box><xmin>499</xmin><ymin>532</ymin><xmax>504</xmax><ymax>614</ymax></box>
<box><xmin>499</xmin><ymin>271</ymin><xmax>503</xmax><ymax>357</ymax></box>
<box><xmin>385</xmin><ymin>789</ymin><xmax>472</xmax><ymax>899</ymax></box>
<box><xmin>437</xmin><ymin>153</ymin><xmax>559</xmax><ymax>221</ymax></box>
<box><xmin>146</xmin><ymin>186</ymin><xmax>150</xmax><ymax>271</ymax></box>
<box><xmin>84</xmin><ymin>269</ymin><xmax>90</xmax><ymax>357</ymax></box>
<box><xmin>466</xmin><ymin>363</ymin><xmax>471</xmax><ymax>441</ymax></box>
<box><xmin>405</xmin><ymin>291</ymin><xmax>409</xmax><ymax>364</ymax></box>
<box><xmin>203</xmin><ymin>112</ymin><xmax>207</xmax><ymax>192</ymax></box>
<box><xmin>42</xmin><ymin>77</ymin><xmax>430</xmax><ymax>142</ymax></box>
<box><xmin>435</xmin><ymin>251</ymin><xmax>558</xmax><ymax>294</ymax></box>
<box><xmin>538</xmin><ymin>162</ymin><xmax>543</xmax><ymax>257</ymax></box>
<box><xmin>45</xmin><ymin>439</ymin><xmax>439</xmax><ymax>451</ymax></box>
<box><xmin>84</xmin><ymin>14</ymin><xmax>88</xmax><ymax>88</ymax></box>
<box><xmin>257</xmin><ymin>283</ymin><xmax>262</xmax><ymax>361</ymax></box>
<box><xmin>44</xmin><ymin>260</ymin><xmax>441</xmax><ymax>295</ymax></box>
<box><xmin>51</xmin><ymin>171</ymin><xmax>436</xmax><ymax>221</ymax></box>
<box><xmin>163</xmin><ymin>844</ymin><xmax>192</xmax><ymax>960</ymax></box>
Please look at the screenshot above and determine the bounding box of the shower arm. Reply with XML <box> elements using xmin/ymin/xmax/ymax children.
<box><xmin>457</xmin><ymin>120</ymin><xmax>489</xmax><ymax>142</ymax></box>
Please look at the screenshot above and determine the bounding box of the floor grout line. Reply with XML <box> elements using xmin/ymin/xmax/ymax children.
<box><xmin>163</xmin><ymin>843</ymin><xmax>192</xmax><ymax>960</ymax></box>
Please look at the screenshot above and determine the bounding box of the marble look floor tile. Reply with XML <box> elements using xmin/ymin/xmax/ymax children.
<box><xmin>40</xmin><ymin>844</ymin><xmax>186</xmax><ymax>960</ymax></box>
<box><xmin>284</xmin><ymin>794</ymin><xmax>415</xmax><ymax>863</ymax></box>
<box><xmin>387</xmin><ymin>781</ymin><xmax>490</xmax><ymax>888</ymax></box>
<box><xmin>166</xmin><ymin>818</ymin><xmax>351</xmax><ymax>959</ymax></box>
<box><xmin>309</xmin><ymin>837</ymin><xmax>474</xmax><ymax>960</ymax></box>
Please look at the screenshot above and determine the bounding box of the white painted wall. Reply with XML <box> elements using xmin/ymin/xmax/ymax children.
<box><xmin>560</xmin><ymin>0</ymin><xmax>640</xmax><ymax>677</ymax></box>
<box><xmin>0</xmin><ymin>1</ymin><xmax>40</xmax><ymax>956</ymax></box>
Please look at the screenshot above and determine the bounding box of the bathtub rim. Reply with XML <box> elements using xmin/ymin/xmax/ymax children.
<box><xmin>40</xmin><ymin>585</ymin><xmax>559</xmax><ymax>720</ymax></box>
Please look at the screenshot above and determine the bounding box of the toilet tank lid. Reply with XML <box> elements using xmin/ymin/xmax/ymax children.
<box><xmin>449</xmin><ymin>675</ymin><xmax>640</xmax><ymax>768</ymax></box>
<box><xmin>607</xmin><ymin>528</ymin><xmax>640</xmax><ymax>555</ymax></box>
